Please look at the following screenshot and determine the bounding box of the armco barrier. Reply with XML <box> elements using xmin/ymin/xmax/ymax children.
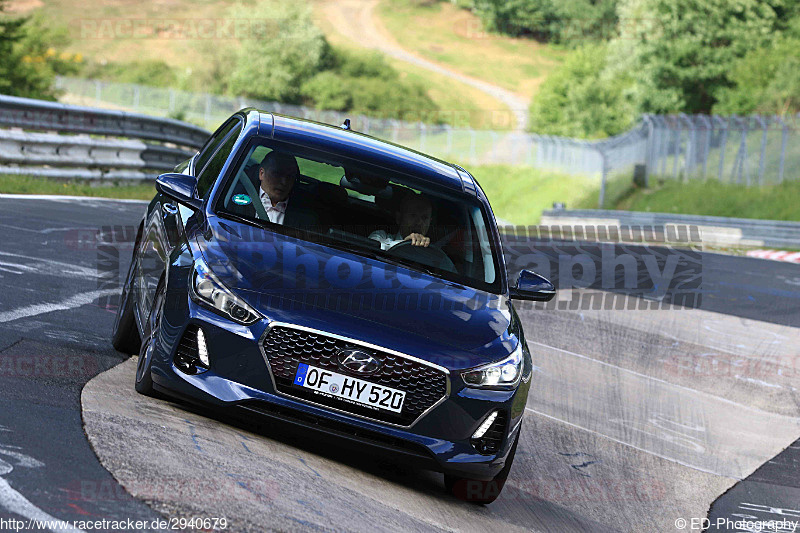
<box><xmin>0</xmin><ymin>94</ymin><xmax>210</xmax><ymax>180</ymax></box>
<box><xmin>539</xmin><ymin>209</ymin><xmax>800</xmax><ymax>249</ymax></box>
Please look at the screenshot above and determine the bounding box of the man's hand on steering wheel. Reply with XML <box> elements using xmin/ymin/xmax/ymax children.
<box><xmin>403</xmin><ymin>233</ymin><xmax>430</xmax><ymax>247</ymax></box>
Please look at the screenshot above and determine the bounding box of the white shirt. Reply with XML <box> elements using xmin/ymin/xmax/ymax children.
<box><xmin>368</xmin><ymin>230</ymin><xmax>404</xmax><ymax>251</ymax></box>
<box><xmin>259</xmin><ymin>189</ymin><xmax>288</xmax><ymax>225</ymax></box>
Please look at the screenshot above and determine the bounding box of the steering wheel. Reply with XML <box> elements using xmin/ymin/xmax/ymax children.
<box><xmin>386</xmin><ymin>240</ymin><xmax>457</xmax><ymax>273</ymax></box>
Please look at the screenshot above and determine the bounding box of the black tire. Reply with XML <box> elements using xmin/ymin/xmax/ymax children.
<box><xmin>135</xmin><ymin>280</ymin><xmax>166</xmax><ymax>397</ymax></box>
<box><xmin>444</xmin><ymin>430</ymin><xmax>520</xmax><ymax>504</ymax></box>
<box><xmin>112</xmin><ymin>244</ymin><xmax>142</xmax><ymax>354</ymax></box>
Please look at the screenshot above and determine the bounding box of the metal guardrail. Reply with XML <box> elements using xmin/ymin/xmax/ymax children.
<box><xmin>539</xmin><ymin>209</ymin><xmax>800</xmax><ymax>249</ymax></box>
<box><xmin>0</xmin><ymin>94</ymin><xmax>210</xmax><ymax>180</ymax></box>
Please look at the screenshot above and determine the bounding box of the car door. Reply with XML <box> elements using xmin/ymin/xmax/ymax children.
<box><xmin>135</xmin><ymin>117</ymin><xmax>243</xmax><ymax>327</ymax></box>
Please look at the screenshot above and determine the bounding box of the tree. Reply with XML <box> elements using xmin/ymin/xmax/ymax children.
<box><xmin>714</xmin><ymin>17</ymin><xmax>800</xmax><ymax>115</ymax></box>
<box><xmin>226</xmin><ymin>1</ymin><xmax>329</xmax><ymax>103</ymax></box>
<box><xmin>0</xmin><ymin>3</ymin><xmax>78</xmax><ymax>99</ymax></box>
<box><xmin>609</xmin><ymin>0</ymin><xmax>783</xmax><ymax>114</ymax></box>
<box><xmin>528</xmin><ymin>45</ymin><xmax>636</xmax><ymax>137</ymax></box>
<box><xmin>469</xmin><ymin>0</ymin><xmax>617</xmax><ymax>45</ymax></box>
<box><xmin>0</xmin><ymin>1</ymin><xmax>53</xmax><ymax>99</ymax></box>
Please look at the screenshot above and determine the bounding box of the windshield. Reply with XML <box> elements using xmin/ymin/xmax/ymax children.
<box><xmin>213</xmin><ymin>138</ymin><xmax>502</xmax><ymax>293</ymax></box>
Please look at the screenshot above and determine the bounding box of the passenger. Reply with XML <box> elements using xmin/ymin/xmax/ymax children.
<box><xmin>369</xmin><ymin>193</ymin><xmax>432</xmax><ymax>251</ymax></box>
<box><xmin>255</xmin><ymin>151</ymin><xmax>318</xmax><ymax>228</ymax></box>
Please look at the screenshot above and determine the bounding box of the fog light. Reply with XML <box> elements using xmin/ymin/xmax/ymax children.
<box><xmin>472</xmin><ymin>411</ymin><xmax>498</xmax><ymax>440</ymax></box>
<box><xmin>197</xmin><ymin>328</ymin><xmax>209</xmax><ymax>367</ymax></box>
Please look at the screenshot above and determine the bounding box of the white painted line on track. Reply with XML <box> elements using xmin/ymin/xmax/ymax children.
<box><xmin>0</xmin><ymin>473</ymin><xmax>85</xmax><ymax>533</ymax></box>
<box><xmin>0</xmin><ymin>442</ymin><xmax>84</xmax><ymax>533</ymax></box>
<box><xmin>523</xmin><ymin>407</ymin><xmax>733</xmax><ymax>479</ymax></box>
<box><xmin>527</xmin><ymin>339</ymin><xmax>800</xmax><ymax>418</ymax></box>
<box><xmin>0</xmin><ymin>194</ymin><xmax>148</xmax><ymax>204</ymax></box>
<box><xmin>0</xmin><ymin>251</ymin><xmax>99</xmax><ymax>280</ymax></box>
<box><xmin>0</xmin><ymin>288</ymin><xmax>118</xmax><ymax>324</ymax></box>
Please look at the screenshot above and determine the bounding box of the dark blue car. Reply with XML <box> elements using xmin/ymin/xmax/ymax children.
<box><xmin>112</xmin><ymin>109</ymin><xmax>555</xmax><ymax>504</ymax></box>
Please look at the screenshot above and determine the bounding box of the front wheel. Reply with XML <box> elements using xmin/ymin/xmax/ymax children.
<box><xmin>135</xmin><ymin>280</ymin><xmax>165</xmax><ymax>397</ymax></box>
<box><xmin>444</xmin><ymin>431</ymin><xmax>519</xmax><ymax>504</ymax></box>
<box><xmin>112</xmin><ymin>244</ymin><xmax>142</xmax><ymax>354</ymax></box>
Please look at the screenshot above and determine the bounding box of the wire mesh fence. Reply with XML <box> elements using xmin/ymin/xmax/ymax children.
<box><xmin>644</xmin><ymin>114</ymin><xmax>800</xmax><ymax>186</ymax></box>
<box><xmin>54</xmin><ymin>77</ymin><xmax>799</xmax><ymax>208</ymax></box>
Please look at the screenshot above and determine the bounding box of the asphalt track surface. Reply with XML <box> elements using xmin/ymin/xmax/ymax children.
<box><xmin>0</xmin><ymin>195</ymin><xmax>799</xmax><ymax>532</ymax></box>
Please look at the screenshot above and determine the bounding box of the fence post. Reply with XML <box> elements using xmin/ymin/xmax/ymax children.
<box><xmin>672</xmin><ymin>119</ymin><xmax>681</xmax><ymax>181</ymax></box>
<box><xmin>659</xmin><ymin>117</ymin><xmax>668</xmax><ymax>176</ymax></box>
<box><xmin>470</xmin><ymin>130</ymin><xmax>477</xmax><ymax>165</ymax></box>
<box><xmin>643</xmin><ymin>115</ymin><xmax>654</xmax><ymax>186</ymax></box>
<box><xmin>680</xmin><ymin>114</ymin><xmax>694</xmax><ymax>179</ymax></box>
<box><xmin>718</xmin><ymin>117</ymin><xmax>730</xmax><ymax>182</ymax></box>
<box><xmin>778</xmin><ymin>118</ymin><xmax>788</xmax><ymax>183</ymax></box>
<box><xmin>700</xmin><ymin>115</ymin><xmax>712</xmax><ymax>179</ymax></box>
<box><xmin>757</xmin><ymin>115</ymin><xmax>767</xmax><ymax>185</ymax></box>
<box><xmin>391</xmin><ymin>119</ymin><xmax>400</xmax><ymax>144</ymax></box>
<box><xmin>203</xmin><ymin>94</ymin><xmax>211</xmax><ymax>129</ymax></box>
<box><xmin>598</xmin><ymin>149</ymin><xmax>608</xmax><ymax>208</ymax></box>
<box><xmin>733</xmin><ymin>116</ymin><xmax>748</xmax><ymax>185</ymax></box>
<box><xmin>445</xmin><ymin>124</ymin><xmax>452</xmax><ymax>156</ymax></box>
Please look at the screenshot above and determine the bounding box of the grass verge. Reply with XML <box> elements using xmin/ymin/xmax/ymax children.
<box><xmin>614</xmin><ymin>178</ymin><xmax>800</xmax><ymax>221</ymax></box>
<box><xmin>466</xmin><ymin>165</ymin><xmax>600</xmax><ymax>225</ymax></box>
<box><xmin>0</xmin><ymin>174</ymin><xmax>155</xmax><ymax>200</ymax></box>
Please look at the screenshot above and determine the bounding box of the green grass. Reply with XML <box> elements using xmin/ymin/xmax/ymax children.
<box><xmin>466</xmin><ymin>164</ymin><xmax>601</xmax><ymax>225</ymax></box>
<box><xmin>614</xmin><ymin>178</ymin><xmax>800</xmax><ymax>221</ymax></box>
<box><xmin>0</xmin><ymin>174</ymin><xmax>155</xmax><ymax>200</ymax></box>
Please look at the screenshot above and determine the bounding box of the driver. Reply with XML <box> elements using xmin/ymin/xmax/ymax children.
<box><xmin>369</xmin><ymin>193</ymin><xmax>432</xmax><ymax>251</ymax></box>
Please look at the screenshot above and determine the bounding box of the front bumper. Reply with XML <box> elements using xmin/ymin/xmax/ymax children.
<box><xmin>150</xmin><ymin>291</ymin><xmax>528</xmax><ymax>480</ymax></box>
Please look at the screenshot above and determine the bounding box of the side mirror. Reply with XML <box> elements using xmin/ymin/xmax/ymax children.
<box><xmin>510</xmin><ymin>270</ymin><xmax>556</xmax><ymax>301</ymax></box>
<box><xmin>155</xmin><ymin>173</ymin><xmax>202</xmax><ymax>211</ymax></box>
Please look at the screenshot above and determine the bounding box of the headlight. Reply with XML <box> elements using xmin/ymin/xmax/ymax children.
<box><xmin>462</xmin><ymin>344</ymin><xmax>523</xmax><ymax>389</ymax></box>
<box><xmin>190</xmin><ymin>259</ymin><xmax>261</xmax><ymax>325</ymax></box>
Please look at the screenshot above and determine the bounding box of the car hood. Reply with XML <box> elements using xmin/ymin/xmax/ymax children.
<box><xmin>195</xmin><ymin>217</ymin><xmax>515</xmax><ymax>369</ymax></box>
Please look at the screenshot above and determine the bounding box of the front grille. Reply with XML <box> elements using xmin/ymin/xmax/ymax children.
<box><xmin>260</xmin><ymin>325</ymin><xmax>448</xmax><ymax>426</ymax></box>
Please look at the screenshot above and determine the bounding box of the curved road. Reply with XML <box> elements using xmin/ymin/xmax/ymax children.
<box><xmin>318</xmin><ymin>0</ymin><xmax>530</xmax><ymax>131</ymax></box>
<box><xmin>1</xmin><ymin>195</ymin><xmax>799</xmax><ymax>531</ymax></box>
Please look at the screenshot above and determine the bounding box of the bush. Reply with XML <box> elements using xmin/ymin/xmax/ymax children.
<box><xmin>299</xmin><ymin>48</ymin><xmax>438</xmax><ymax>119</ymax></box>
<box><xmin>80</xmin><ymin>59</ymin><xmax>178</xmax><ymax>87</ymax></box>
<box><xmin>610</xmin><ymin>0</ymin><xmax>782</xmax><ymax>115</ymax></box>
<box><xmin>713</xmin><ymin>34</ymin><xmax>800</xmax><ymax>116</ymax></box>
<box><xmin>225</xmin><ymin>1</ymin><xmax>328</xmax><ymax>103</ymax></box>
<box><xmin>528</xmin><ymin>45</ymin><xmax>635</xmax><ymax>137</ymax></box>
<box><xmin>468</xmin><ymin>0</ymin><xmax>617</xmax><ymax>45</ymax></box>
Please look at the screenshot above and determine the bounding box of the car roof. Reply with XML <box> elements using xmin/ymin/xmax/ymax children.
<box><xmin>252</xmin><ymin>111</ymin><xmax>476</xmax><ymax>194</ymax></box>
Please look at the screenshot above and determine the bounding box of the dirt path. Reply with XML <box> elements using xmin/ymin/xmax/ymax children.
<box><xmin>317</xmin><ymin>0</ymin><xmax>529</xmax><ymax>132</ymax></box>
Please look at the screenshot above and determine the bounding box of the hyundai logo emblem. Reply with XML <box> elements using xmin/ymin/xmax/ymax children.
<box><xmin>337</xmin><ymin>348</ymin><xmax>381</xmax><ymax>375</ymax></box>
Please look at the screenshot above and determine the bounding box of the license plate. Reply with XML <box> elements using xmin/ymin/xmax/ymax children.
<box><xmin>293</xmin><ymin>363</ymin><xmax>405</xmax><ymax>413</ymax></box>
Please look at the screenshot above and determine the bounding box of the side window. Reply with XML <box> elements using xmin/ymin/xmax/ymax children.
<box><xmin>195</xmin><ymin>118</ymin><xmax>240</xmax><ymax>177</ymax></box>
<box><xmin>196</xmin><ymin>128</ymin><xmax>240</xmax><ymax>199</ymax></box>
